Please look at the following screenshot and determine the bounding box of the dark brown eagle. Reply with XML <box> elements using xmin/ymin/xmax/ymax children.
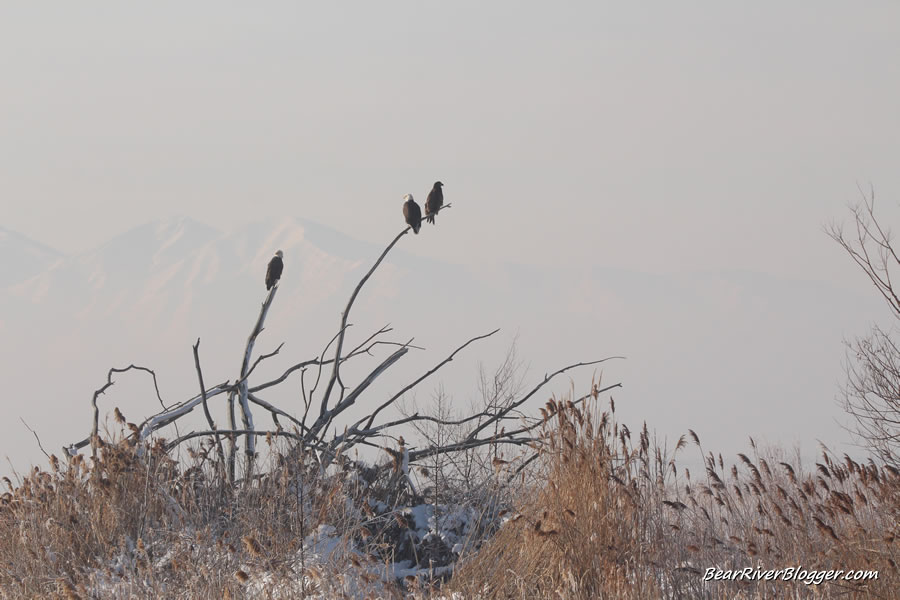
<box><xmin>425</xmin><ymin>181</ymin><xmax>444</xmax><ymax>224</ymax></box>
<box><xmin>402</xmin><ymin>194</ymin><xmax>422</xmax><ymax>234</ymax></box>
<box><xmin>265</xmin><ymin>250</ymin><xmax>284</xmax><ymax>290</ymax></box>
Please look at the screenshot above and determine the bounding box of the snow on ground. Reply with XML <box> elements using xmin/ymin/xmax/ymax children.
<box><xmin>73</xmin><ymin>499</ymin><xmax>502</xmax><ymax>599</ymax></box>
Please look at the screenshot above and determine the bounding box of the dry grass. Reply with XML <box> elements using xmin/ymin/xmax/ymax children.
<box><xmin>0</xmin><ymin>424</ymin><xmax>352</xmax><ymax>599</ymax></box>
<box><xmin>449</xmin><ymin>394</ymin><xmax>670</xmax><ymax>599</ymax></box>
<box><xmin>449</xmin><ymin>393</ymin><xmax>900</xmax><ymax>599</ymax></box>
<box><xmin>2</xmin><ymin>394</ymin><xmax>898</xmax><ymax>599</ymax></box>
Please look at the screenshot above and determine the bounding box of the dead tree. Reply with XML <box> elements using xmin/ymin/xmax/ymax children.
<box><xmin>828</xmin><ymin>187</ymin><xmax>900</xmax><ymax>467</ymax></box>
<box><xmin>67</xmin><ymin>202</ymin><xmax>624</xmax><ymax>492</ymax></box>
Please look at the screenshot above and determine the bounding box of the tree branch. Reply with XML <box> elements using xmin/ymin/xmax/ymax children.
<box><xmin>465</xmin><ymin>357</ymin><xmax>624</xmax><ymax>442</ymax></box>
<box><xmin>193</xmin><ymin>338</ymin><xmax>228</xmax><ymax>483</ymax></box>
<box><xmin>316</xmin><ymin>206</ymin><xmax>453</xmax><ymax>423</ymax></box>
<box><xmin>237</xmin><ymin>285</ymin><xmax>280</xmax><ymax>477</ymax></box>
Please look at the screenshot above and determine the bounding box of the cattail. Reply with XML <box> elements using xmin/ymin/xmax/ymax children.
<box><xmin>773</xmin><ymin>503</ymin><xmax>791</xmax><ymax>526</ymax></box>
<box><xmin>241</xmin><ymin>536</ymin><xmax>263</xmax><ymax>557</ymax></box>
<box><xmin>114</xmin><ymin>407</ymin><xmax>126</xmax><ymax>425</ymax></box>
<box><xmin>780</xmin><ymin>462</ymin><xmax>797</xmax><ymax>484</ymax></box>
<box><xmin>813</xmin><ymin>516</ymin><xmax>840</xmax><ymax>541</ymax></box>
<box><xmin>688</xmin><ymin>429</ymin><xmax>700</xmax><ymax>446</ymax></box>
<box><xmin>234</xmin><ymin>570</ymin><xmax>250</xmax><ymax>583</ymax></box>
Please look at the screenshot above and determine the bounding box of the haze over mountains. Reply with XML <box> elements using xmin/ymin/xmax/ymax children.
<box><xmin>0</xmin><ymin>217</ymin><xmax>884</xmax><ymax>477</ymax></box>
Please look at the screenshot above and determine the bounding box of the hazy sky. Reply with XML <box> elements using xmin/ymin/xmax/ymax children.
<box><xmin>3</xmin><ymin>2</ymin><xmax>899</xmax><ymax>284</ymax></box>
<box><xmin>2</xmin><ymin>3</ymin><xmax>900</xmax><ymax>472</ymax></box>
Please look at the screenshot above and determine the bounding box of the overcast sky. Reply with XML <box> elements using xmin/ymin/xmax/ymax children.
<box><xmin>3</xmin><ymin>3</ymin><xmax>899</xmax><ymax>281</ymax></box>
<box><xmin>2</xmin><ymin>3</ymin><xmax>900</xmax><ymax>469</ymax></box>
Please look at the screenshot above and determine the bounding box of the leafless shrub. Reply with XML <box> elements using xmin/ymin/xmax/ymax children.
<box><xmin>828</xmin><ymin>188</ymin><xmax>900</xmax><ymax>468</ymax></box>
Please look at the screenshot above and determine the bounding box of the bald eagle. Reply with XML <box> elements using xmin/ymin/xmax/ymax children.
<box><xmin>425</xmin><ymin>181</ymin><xmax>444</xmax><ymax>224</ymax></box>
<box><xmin>266</xmin><ymin>250</ymin><xmax>284</xmax><ymax>290</ymax></box>
<box><xmin>403</xmin><ymin>194</ymin><xmax>422</xmax><ymax>234</ymax></box>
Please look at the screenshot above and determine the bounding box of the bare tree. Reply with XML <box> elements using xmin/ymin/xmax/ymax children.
<box><xmin>67</xmin><ymin>203</ymin><xmax>624</xmax><ymax>498</ymax></box>
<box><xmin>828</xmin><ymin>187</ymin><xmax>900</xmax><ymax>467</ymax></box>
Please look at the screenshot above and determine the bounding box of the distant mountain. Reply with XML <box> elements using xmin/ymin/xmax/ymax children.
<box><xmin>0</xmin><ymin>226</ymin><xmax>63</xmax><ymax>287</ymax></box>
<box><xmin>3</xmin><ymin>216</ymin><xmax>473</xmax><ymax>341</ymax></box>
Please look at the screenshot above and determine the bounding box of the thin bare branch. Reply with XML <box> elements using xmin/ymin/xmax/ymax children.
<box><xmin>362</xmin><ymin>328</ymin><xmax>500</xmax><ymax>432</ymax></box>
<box><xmin>247</xmin><ymin>392</ymin><xmax>311</xmax><ymax>435</ymax></box>
<box><xmin>236</xmin><ymin>342</ymin><xmax>285</xmax><ymax>388</ymax></box>
<box><xmin>311</xmin><ymin>346</ymin><xmax>410</xmax><ymax>443</ymax></box>
<box><xmin>87</xmin><ymin>364</ymin><xmax>167</xmax><ymax>458</ymax></box>
<box><xmin>465</xmin><ymin>357</ymin><xmax>625</xmax><ymax>442</ymax></box>
<box><xmin>167</xmin><ymin>429</ymin><xmax>303</xmax><ymax>451</ymax></box>
<box><xmin>193</xmin><ymin>338</ymin><xmax>228</xmax><ymax>482</ymax></box>
<box><xmin>317</xmin><ymin>205</ymin><xmax>453</xmax><ymax>420</ymax></box>
<box><xmin>21</xmin><ymin>419</ymin><xmax>51</xmax><ymax>461</ymax></box>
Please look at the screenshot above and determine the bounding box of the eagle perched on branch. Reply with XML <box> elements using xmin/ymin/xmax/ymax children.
<box><xmin>402</xmin><ymin>194</ymin><xmax>422</xmax><ymax>234</ymax></box>
<box><xmin>425</xmin><ymin>181</ymin><xmax>443</xmax><ymax>224</ymax></box>
<box><xmin>265</xmin><ymin>250</ymin><xmax>284</xmax><ymax>290</ymax></box>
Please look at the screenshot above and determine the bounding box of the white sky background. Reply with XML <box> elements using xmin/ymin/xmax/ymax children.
<box><xmin>2</xmin><ymin>2</ymin><xmax>900</xmax><ymax>468</ymax></box>
<box><xmin>2</xmin><ymin>2</ymin><xmax>897</xmax><ymax>278</ymax></box>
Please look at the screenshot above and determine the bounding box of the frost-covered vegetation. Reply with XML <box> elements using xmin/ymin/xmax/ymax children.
<box><xmin>1</xmin><ymin>390</ymin><xmax>898</xmax><ymax>599</ymax></box>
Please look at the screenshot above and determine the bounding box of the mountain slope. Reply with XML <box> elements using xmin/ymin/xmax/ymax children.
<box><xmin>0</xmin><ymin>226</ymin><xmax>63</xmax><ymax>287</ymax></box>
